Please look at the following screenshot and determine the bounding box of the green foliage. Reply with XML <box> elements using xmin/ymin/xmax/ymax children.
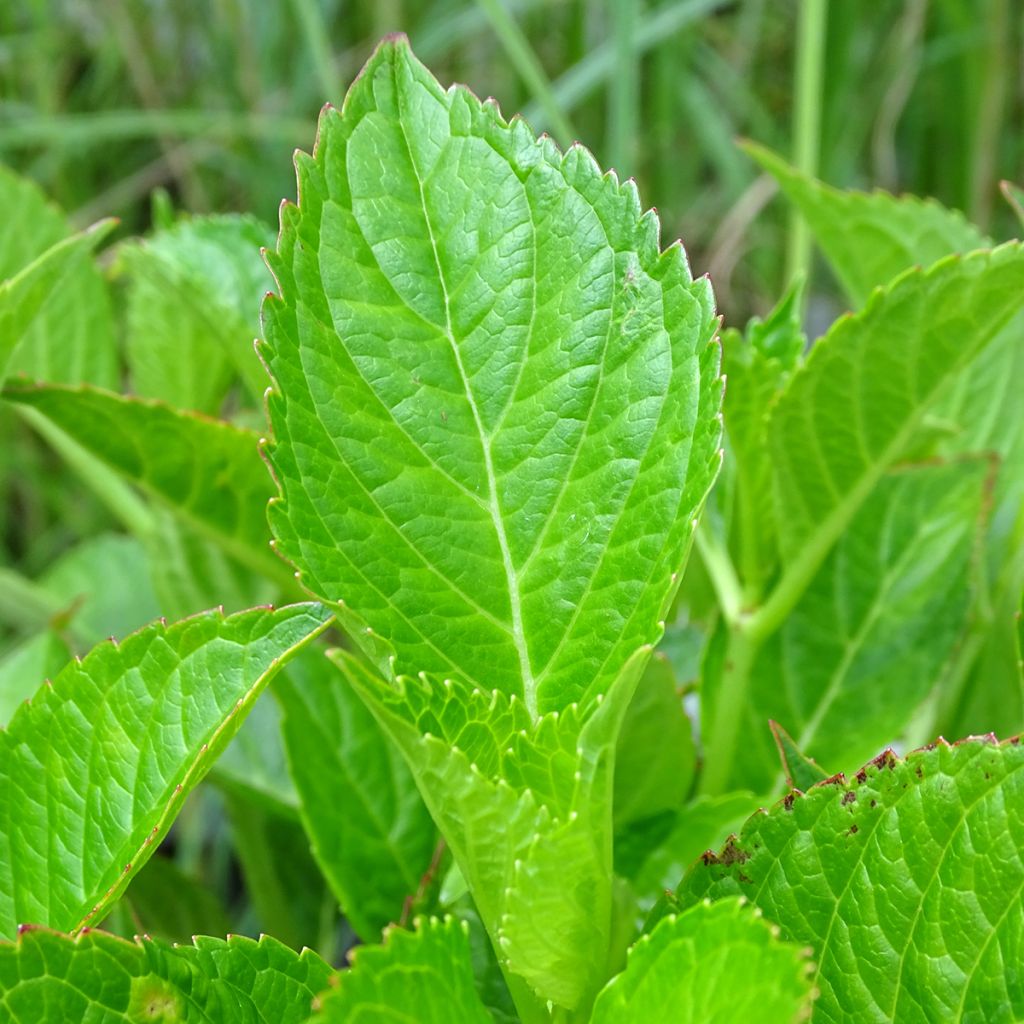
<box><xmin>590</xmin><ymin>898</ymin><xmax>813</xmax><ymax>1023</ymax></box>
<box><xmin>1</xmin><ymin>25</ymin><xmax>1023</xmax><ymax>1024</ymax></box>
<box><xmin>679</xmin><ymin>739</ymin><xmax>1024</xmax><ymax>1022</ymax></box>
<box><xmin>0</xmin><ymin>604</ymin><xmax>330</xmax><ymax>939</ymax></box>
<box><xmin>0</xmin><ymin>927</ymin><xmax>331</xmax><ymax>1022</ymax></box>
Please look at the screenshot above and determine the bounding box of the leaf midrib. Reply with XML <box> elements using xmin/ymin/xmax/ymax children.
<box><xmin>393</xmin><ymin>73</ymin><xmax>538</xmax><ymax>717</ymax></box>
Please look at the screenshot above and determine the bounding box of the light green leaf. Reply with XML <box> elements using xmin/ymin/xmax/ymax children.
<box><xmin>725</xmin><ymin>460</ymin><xmax>986</xmax><ymax>790</ymax></box>
<box><xmin>2</xmin><ymin>384</ymin><xmax>286</xmax><ymax>586</ymax></box>
<box><xmin>613</xmin><ymin>651</ymin><xmax>695</xmax><ymax>829</ymax></box>
<box><xmin>764</xmin><ymin>245</ymin><xmax>1024</xmax><ymax>617</ymax></box>
<box><xmin>277</xmin><ymin>648</ymin><xmax>436</xmax><ymax>942</ymax></box>
<box><xmin>122</xmin><ymin>214</ymin><xmax>274</xmax><ymax>412</ymax></box>
<box><xmin>747</xmin><ymin>142</ymin><xmax>989</xmax><ymax>308</ymax></box>
<box><xmin>721</xmin><ymin>281</ymin><xmax>804</xmax><ymax>587</ymax></box>
<box><xmin>40</xmin><ymin>532</ymin><xmax>162</xmax><ymax>647</ymax></box>
<box><xmin>0</xmin><ymin>602</ymin><xmax>331</xmax><ymax>939</ymax></box>
<box><xmin>0</xmin><ymin>219</ymin><xmax>116</xmax><ymax>389</ymax></box>
<box><xmin>591</xmin><ymin>898</ymin><xmax>813</xmax><ymax>1023</ymax></box>
<box><xmin>310</xmin><ymin>917</ymin><xmax>492</xmax><ymax>1023</ymax></box>
<box><xmin>261</xmin><ymin>36</ymin><xmax>722</xmax><ymax>716</ymax></box>
<box><xmin>0</xmin><ymin>164</ymin><xmax>118</xmax><ymax>389</ymax></box>
<box><xmin>0</xmin><ymin>927</ymin><xmax>331</xmax><ymax>1023</ymax></box>
<box><xmin>680</xmin><ymin>738</ymin><xmax>1024</xmax><ymax>1023</ymax></box>
<box><xmin>336</xmin><ymin>645</ymin><xmax>647</xmax><ymax>1013</ymax></box>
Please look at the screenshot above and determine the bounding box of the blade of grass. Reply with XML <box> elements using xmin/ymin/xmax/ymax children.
<box><xmin>786</xmin><ymin>0</ymin><xmax>827</xmax><ymax>291</ymax></box>
<box><xmin>475</xmin><ymin>0</ymin><xmax>576</xmax><ymax>145</ymax></box>
<box><xmin>607</xmin><ymin>0</ymin><xmax>638</xmax><ymax>177</ymax></box>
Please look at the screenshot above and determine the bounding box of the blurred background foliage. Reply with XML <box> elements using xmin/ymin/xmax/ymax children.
<box><xmin>3</xmin><ymin>0</ymin><xmax>1022</xmax><ymax>324</ymax></box>
<box><xmin>1</xmin><ymin>0</ymin><xmax>1022</xmax><ymax>959</ymax></box>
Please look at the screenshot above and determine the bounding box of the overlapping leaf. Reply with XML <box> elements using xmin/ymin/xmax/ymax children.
<box><xmin>122</xmin><ymin>214</ymin><xmax>274</xmax><ymax>412</ymax></box>
<box><xmin>747</xmin><ymin>142</ymin><xmax>990</xmax><ymax>308</ymax></box>
<box><xmin>0</xmin><ymin>603</ymin><xmax>331</xmax><ymax>938</ymax></box>
<box><xmin>679</xmin><ymin>738</ymin><xmax>1024</xmax><ymax>1022</ymax></box>
<box><xmin>277</xmin><ymin>648</ymin><xmax>436</xmax><ymax>941</ymax></box>
<box><xmin>310</xmin><ymin>917</ymin><xmax>491</xmax><ymax>1022</ymax></box>
<box><xmin>0</xmin><ymin>164</ymin><xmax>118</xmax><ymax>388</ymax></box>
<box><xmin>2</xmin><ymin>384</ymin><xmax>284</xmax><ymax>584</ymax></box>
<box><xmin>720</xmin><ymin>460</ymin><xmax>987</xmax><ymax>790</ymax></box>
<box><xmin>767</xmin><ymin>243</ymin><xmax>1024</xmax><ymax>580</ymax></box>
<box><xmin>590</xmin><ymin>898</ymin><xmax>813</xmax><ymax>1023</ymax></box>
<box><xmin>261</xmin><ymin>36</ymin><xmax>722</xmax><ymax>717</ymax></box>
<box><xmin>0</xmin><ymin>927</ymin><xmax>331</xmax><ymax>1023</ymax></box>
<box><xmin>0</xmin><ymin>220</ymin><xmax>116</xmax><ymax>389</ymax></box>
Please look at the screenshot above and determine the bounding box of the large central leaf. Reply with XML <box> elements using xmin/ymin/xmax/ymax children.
<box><xmin>261</xmin><ymin>36</ymin><xmax>721</xmax><ymax>717</ymax></box>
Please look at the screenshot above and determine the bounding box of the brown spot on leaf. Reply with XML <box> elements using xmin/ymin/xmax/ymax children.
<box><xmin>841</xmin><ymin>791</ymin><xmax>856</xmax><ymax>806</ymax></box>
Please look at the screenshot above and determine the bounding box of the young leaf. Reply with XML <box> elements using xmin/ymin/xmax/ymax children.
<box><xmin>722</xmin><ymin>460</ymin><xmax>987</xmax><ymax>790</ymax></box>
<box><xmin>0</xmin><ymin>603</ymin><xmax>331</xmax><ymax>939</ymax></box>
<box><xmin>0</xmin><ymin>165</ymin><xmax>118</xmax><ymax>389</ymax></box>
<box><xmin>680</xmin><ymin>738</ymin><xmax>1024</xmax><ymax>1023</ymax></box>
<box><xmin>769</xmin><ymin>721</ymin><xmax>830</xmax><ymax>791</ymax></box>
<box><xmin>335</xmin><ymin>644</ymin><xmax>648</xmax><ymax>1013</ymax></box>
<box><xmin>276</xmin><ymin>648</ymin><xmax>436</xmax><ymax>942</ymax></box>
<box><xmin>763</xmin><ymin>244</ymin><xmax>1024</xmax><ymax>621</ymax></box>
<box><xmin>261</xmin><ymin>35</ymin><xmax>722</xmax><ymax>716</ymax></box>
<box><xmin>2</xmin><ymin>384</ymin><xmax>286</xmax><ymax>586</ymax></box>
<box><xmin>746</xmin><ymin>142</ymin><xmax>989</xmax><ymax>308</ymax></box>
<box><xmin>0</xmin><ymin>928</ymin><xmax>331</xmax><ymax>1023</ymax></box>
<box><xmin>590</xmin><ymin>898</ymin><xmax>813</xmax><ymax>1023</ymax></box>
<box><xmin>122</xmin><ymin>214</ymin><xmax>274</xmax><ymax>412</ymax></box>
<box><xmin>311</xmin><ymin>917</ymin><xmax>492</xmax><ymax>1023</ymax></box>
<box><xmin>0</xmin><ymin>220</ymin><xmax>116</xmax><ymax>388</ymax></box>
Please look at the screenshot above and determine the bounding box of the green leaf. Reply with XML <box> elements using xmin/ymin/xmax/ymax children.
<box><xmin>590</xmin><ymin>898</ymin><xmax>813</xmax><ymax>1023</ymax></box>
<box><xmin>746</xmin><ymin>142</ymin><xmax>989</xmax><ymax>307</ymax></box>
<box><xmin>0</xmin><ymin>927</ymin><xmax>331</xmax><ymax>1023</ymax></box>
<box><xmin>0</xmin><ymin>164</ymin><xmax>118</xmax><ymax>389</ymax></box>
<box><xmin>769</xmin><ymin>721</ymin><xmax>831</xmax><ymax>791</ymax></box>
<box><xmin>763</xmin><ymin>244</ymin><xmax>1024</xmax><ymax>622</ymax></box>
<box><xmin>0</xmin><ymin>630</ymin><xmax>70</xmax><ymax>724</ymax></box>
<box><xmin>613</xmin><ymin>651</ymin><xmax>695</xmax><ymax>829</ymax></box>
<box><xmin>0</xmin><ymin>219</ymin><xmax>116</xmax><ymax>389</ymax></box>
<box><xmin>261</xmin><ymin>35</ymin><xmax>722</xmax><ymax>716</ymax></box>
<box><xmin>122</xmin><ymin>214</ymin><xmax>274</xmax><ymax>412</ymax></box>
<box><xmin>720</xmin><ymin>281</ymin><xmax>805</xmax><ymax>587</ymax></box>
<box><xmin>0</xmin><ymin>602</ymin><xmax>331</xmax><ymax>939</ymax></box>
<box><xmin>617</xmin><ymin>792</ymin><xmax>759</xmax><ymax>916</ymax></box>
<box><xmin>336</xmin><ymin>645</ymin><xmax>647</xmax><ymax>1013</ymax></box>
<box><xmin>310</xmin><ymin>917</ymin><xmax>492</xmax><ymax>1023</ymax></box>
<box><xmin>679</xmin><ymin>738</ymin><xmax>1024</xmax><ymax>1023</ymax></box>
<box><xmin>725</xmin><ymin>460</ymin><xmax>987</xmax><ymax>790</ymax></box>
<box><xmin>110</xmin><ymin>855</ymin><xmax>231</xmax><ymax>944</ymax></box>
<box><xmin>40</xmin><ymin>532</ymin><xmax>162</xmax><ymax>647</ymax></box>
<box><xmin>2</xmin><ymin>384</ymin><xmax>285</xmax><ymax>586</ymax></box>
<box><xmin>277</xmin><ymin>648</ymin><xmax>436</xmax><ymax>942</ymax></box>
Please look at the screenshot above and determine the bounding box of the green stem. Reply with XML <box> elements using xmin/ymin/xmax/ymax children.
<box><xmin>785</xmin><ymin>0</ymin><xmax>827</xmax><ymax>289</ymax></box>
<box><xmin>699</xmin><ymin>624</ymin><xmax>761</xmax><ymax>796</ymax></box>
<box><xmin>476</xmin><ymin>0</ymin><xmax>576</xmax><ymax>145</ymax></box>
<box><xmin>694</xmin><ymin>522</ymin><xmax>743</xmax><ymax>626</ymax></box>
